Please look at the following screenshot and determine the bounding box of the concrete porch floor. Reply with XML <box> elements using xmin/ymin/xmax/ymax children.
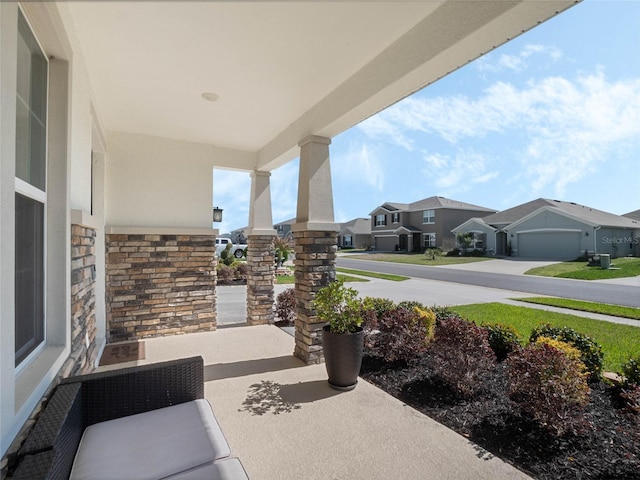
<box><xmin>97</xmin><ymin>325</ymin><xmax>531</xmax><ymax>480</ymax></box>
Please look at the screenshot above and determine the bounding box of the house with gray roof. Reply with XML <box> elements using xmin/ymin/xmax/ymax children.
<box><xmin>453</xmin><ymin>198</ymin><xmax>640</xmax><ymax>259</ymax></box>
<box><xmin>338</xmin><ymin>218</ymin><xmax>371</xmax><ymax>249</ymax></box>
<box><xmin>624</xmin><ymin>209</ymin><xmax>640</xmax><ymax>222</ymax></box>
<box><xmin>370</xmin><ymin>196</ymin><xmax>496</xmax><ymax>252</ymax></box>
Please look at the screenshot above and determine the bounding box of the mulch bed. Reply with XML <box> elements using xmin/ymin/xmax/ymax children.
<box><xmin>360</xmin><ymin>353</ymin><xmax>640</xmax><ymax>479</ymax></box>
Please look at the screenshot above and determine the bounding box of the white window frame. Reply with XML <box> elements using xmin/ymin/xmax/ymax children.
<box><xmin>343</xmin><ymin>234</ymin><xmax>353</xmax><ymax>247</ymax></box>
<box><xmin>423</xmin><ymin>209</ymin><xmax>435</xmax><ymax>224</ymax></box>
<box><xmin>391</xmin><ymin>212</ymin><xmax>400</xmax><ymax>224</ymax></box>
<box><xmin>375</xmin><ymin>214</ymin><xmax>387</xmax><ymax>227</ymax></box>
<box><xmin>423</xmin><ymin>233</ymin><xmax>436</xmax><ymax>248</ymax></box>
<box><xmin>14</xmin><ymin>8</ymin><xmax>49</xmax><ymax>370</ymax></box>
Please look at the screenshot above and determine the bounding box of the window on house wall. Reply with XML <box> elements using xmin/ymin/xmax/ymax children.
<box><xmin>423</xmin><ymin>209</ymin><xmax>435</xmax><ymax>224</ymax></box>
<box><xmin>344</xmin><ymin>235</ymin><xmax>353</xmax><ymax>247</ymax></box>
<box><xmin>423</xmin><ymin>233</ymin><xmax>436</xmax><ymax>248</ymax></box>
<box><xmin>391</xmin><ymin>212</ymin><xmax>400</xmax><ymax>223</ymax></box>
<box><xmin>375</xmin><ymin>214</ymin><xmax>387</xmax><ymax>226</ymax></box>
<box><xmin>15</xmin><ymin>10</ymin><xmax>48</xmax><ymax>366</ymax></box>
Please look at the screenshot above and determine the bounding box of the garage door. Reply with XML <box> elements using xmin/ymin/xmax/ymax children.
<box><xmin>517</xmin><ymin>232</ymin><xmax>581</xmax><ymax>259</ymax></box>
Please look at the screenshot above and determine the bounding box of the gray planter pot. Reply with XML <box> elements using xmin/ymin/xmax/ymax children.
<box><xmin>322</xmin><ymin>325</ymin><xmax>364</xmax><ymax>391</ymax></box>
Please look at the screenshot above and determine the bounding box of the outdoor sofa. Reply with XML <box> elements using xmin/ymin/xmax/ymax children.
<box><xmin>11</xmin><ymin>356</ymin><xmax>248</xmax><ymax>480</ymax></box>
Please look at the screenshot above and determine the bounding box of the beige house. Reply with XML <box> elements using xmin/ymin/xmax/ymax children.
<box><xmin>338</xmin><ymin>218</ymin><xmax>372</xmax><ymax>249</ymax></box>
<box><xmin>0</xmin><ymin>0</ymin><xmax>578</xmax><ymax>459</ymax></box>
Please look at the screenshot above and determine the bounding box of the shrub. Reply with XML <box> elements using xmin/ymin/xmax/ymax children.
<box><xmin>362</xmin><ymin>297</ymin><xmax>396</xmax><ymax>319</ymax></box>
<box><xmin>483</xmin><ymin>323</ymin><xmax>521</xmax><ymax>362</ymax></box>
<box><xmin>216</xmin><ymin>264</ymin><xmax>235</xmax><ymax>284</ymax></box>
<box><xmin>365</xmin><ymin>306</ymin><xmax>434</xmax><ymax>363</ymax></box>
<box><xmin>621</xmin><ymin>356</ymin><xmax>640</xmax><ymax>387</ymax></box>
<box><xmin>275</xmin><ymin>288</ymin><xmax>296</xmax><ymax>325</ymax></box>
<box><xmin>432</xmin><ymin>305</ymin><xmax>459</xmax><ymax>325</ymax></box>
<box><xmin>425</xmin><ymin>247</ymin><xmax>442</xmax><ymax>260</ymax></box>
<box><xmin>398</xmin><ymin>300</ymin><xmax>427</xmax><ymax>311</ymax></box>
<box><xmin>426</xmin><ymin>315</ymin><xmax>496</xmax><ymax>398</ymax></box>
<box><xmin>506</xmin><ymin>343</ymin><xmax>590</xmax><ymax>436</ymax></box>
<box><xmin>234</xmin><ymin>262</ymin><xmax>249</xmax><ymax>279</ymax></box>
<box><xmin>529</xmin><ymin>324</ymin><xmax>603</xmax><ymax>381</ymax></box>
<box><xmin>619</xmin><ymin>385</ymin><xmax>640</xmax><ymax>416</ymax></box>
<box><xmin>447</xmin><ymin>248</ymin><xmax>461</xmax><ymax>257</ymax></box>
<box><xmin>535</xmin><ymin>336</ymin><xmax>583</xmax><ymax>363</ymax></box>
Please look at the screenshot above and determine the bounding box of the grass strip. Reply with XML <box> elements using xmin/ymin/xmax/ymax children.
<box><xmin>525</xmin><ymin>257</ymin><xmax>640</xmax><ymax>280</ymax></box>
<box><xmin>336</xmin><ymin>267</ymin><xmax>409</xmax><ymax>282</ymax></box>
<box><xmin>346</xmin><ymin>253</ymin><xmax>489</xmax><ymax>266</ymax></box>
<box><xmin>276</xmin><ymin>273</ymin><xmax>368</xmax><ymax>285</ymax></box>
<box><xmin>451</xmin><ymin>302</ymin><xmax>640</xmax><ymax>372</ymax></box>
<box><xmin>515</xmin><ymin>297</ymin><xmax>640</xmax><ymax>321</ymax></box>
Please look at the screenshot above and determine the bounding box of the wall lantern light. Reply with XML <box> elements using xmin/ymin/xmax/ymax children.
<box><xmin>585</xmin><ymin>231</ymin><xmax>589</xmax><ymax>237</ymax></box>
<box><xmin>212</xmin><ymin>206</ymin><xmax>223</xmax><ymax>223</ymax></box>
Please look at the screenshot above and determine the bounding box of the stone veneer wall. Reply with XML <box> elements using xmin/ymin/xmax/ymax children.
<box><xmin>246</xmin><ymin>235</ymin><xmax>276</xmax><ymax>325</ymax></box>
<box><xmin>63</xmin><ymin>224</ymin><xmax>99</xmax><ymax>377</ymax></box>
<box><xmin>293</xmin><ymin>230</ymin><xmax>337</xmax><ymax>364</ymax></box>
<box><xmin>105</xmin><ymin>233</ymin><xmax>216</xmax><ymax>342</ymax></box>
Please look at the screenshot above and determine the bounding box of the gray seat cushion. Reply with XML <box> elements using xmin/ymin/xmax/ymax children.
<box><xmin>70</xmin><ymin>399</ymin><xmax>231</xmax><ymax>480</ymax></box>
<box><xmin>162</xmin><ymin>457</ymin><xmax>249</xmax><ymax>480</ymax></box>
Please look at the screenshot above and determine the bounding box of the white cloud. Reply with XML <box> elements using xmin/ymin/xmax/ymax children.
<box><xmin>333</xmin><ymin>143</ymin><xmax>385</xmax><ymax>191</ymax></box>
<box><xmin>369</xmin><ymin>70</ymin><xmax>640</xmax><ymax>198</ymax></box>
<box><xmin>476</xmin><ymin>43</ymin><xmax>563</xmax><ymax>74</ymax></box>
<box><xmin>422</xmin><ymin>150</ymin><xmax>499</xmax><ymax>193</ymax></box>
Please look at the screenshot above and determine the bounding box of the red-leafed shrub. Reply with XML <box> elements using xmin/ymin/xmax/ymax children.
<box><xmin>275</xmin><ymin>288</ymin><xmax>296</xmax><ymax>325</ymax></box>
<box><xmin>216</xmin><ymin>264</ymin><xmax>235</xmax><ymax>284</ymax></box>
<box><xmin>426</xmin><ymin>315</ymin><xmax>496</xmax><ymax>398</ymax></box>
<box><xmin>620</xmin><ymin>385</ymin><xmax>640</xmax><ymax>417</ymax></box>
<box><xmin>506</xmin><ymin>343</ymin><xmax>590</xmax><ymax>436</ymax></box>
<box><xmin>364</xmin><ymin>306</ymin><xmax>435</xmax><ymax>363</ymax></box>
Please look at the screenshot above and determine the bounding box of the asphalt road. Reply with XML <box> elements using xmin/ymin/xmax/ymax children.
<box><xmin>337</xmin><ymin>258</ymin><xmax>640</xmax><ymax>308</ymax></box>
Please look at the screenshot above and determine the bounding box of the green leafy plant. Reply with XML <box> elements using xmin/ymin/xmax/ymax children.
<box><xmin>424</xmin><ymin>247</ymin><xmax>442</xmax><ymax>260</ymax></box>
<box><xmin>506</xmin><ymin>343</ymin><xmax>591</xmax><ymax>436</ymax></box>
<box><xmin>273</xmin><ymin>237</ymin><xmax>293</xmax><ymax>267</ymax></box>
<box><xmin>530</xmin><ymin>324</ymin><xmax>603</xmax><ymax>381</ymax></box>
<box><xmin>313</xmin><ymin>279</ymin><xmax>363</xmax><ymax>334</ymax></box>
<box><xmin>483</xmin><ymin>323</ymin><xmax>520</xmax><ymax>362</ymax></box>
<box><xmin>220</xmin><ymin>242</ymin><xmax>236</xmax><ymax>266</ymax></box>
<box><xmin>621</xmin><ymin>356</ymin><xmax>640</xmax><ymax>387</ymax></box>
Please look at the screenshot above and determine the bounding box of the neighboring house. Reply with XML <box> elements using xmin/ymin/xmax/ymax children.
<box><xmin>229</xmin><ymin>227</ymin><xmax>248</xmax><ymax>244</ymax></box>
<box><xmin>370</xmin><ymin>197</ymin><xmax>497</xmax><ymax>252</ymax></box>
<box><xmin>453</xmin><ymin>198</ymin><xmax>640</xmax><ymax>259</ymax></box>
<box><xmin>624</xmin><ymin>209</ymin><xmax>640</xmax><ymax>222</ymax></box>
<box><xmin>338</xmin><ymin>218</ymin><xmax>371</xmax><ymax>249</ymax></box>
<box><xmin>273</xmin><ymin>218</ymin><xmax>296</xmax><ymax>241</ymax></box>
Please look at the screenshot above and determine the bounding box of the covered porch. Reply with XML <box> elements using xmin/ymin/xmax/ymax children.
<box><xmin>100</xmin><ymin>325</ymin><xmax>530</xmax><ymax>480</ymax></box>
<box><xmin>0</xmin><ymin>0</ymin><xmax>579</xmax><ymax>462</ymax></box>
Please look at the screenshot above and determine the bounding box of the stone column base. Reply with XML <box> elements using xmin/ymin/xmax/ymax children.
<box><xmin>246</xmin><ymin>235</ymin><xmax>276</xmax><ymax>325</ymax></box>
<box><xmin>292</xmin><ymin>230</ymin><xmax>337</xmax><ymax>364</ymax></box>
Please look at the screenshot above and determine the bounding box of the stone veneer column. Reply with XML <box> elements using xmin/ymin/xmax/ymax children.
<box><xmin>105</xmin><ymin>231</ymin><xmax>216</xmax><ymax>342</ymax></box>
<box><xmin>292</xmin><ymin>232</ymin><xmax>337</xmax><ymax>364</ymax></box>
<box><xmin>64</xmin><ymin>225</ymin><xmax>99</xmax><ymax>376</ymax></box>
<box><xmin>246</xmin><ymin>235</ymin><xmax>276</xmax><ymax>325</ymax></box>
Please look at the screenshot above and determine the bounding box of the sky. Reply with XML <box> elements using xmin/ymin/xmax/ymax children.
<box><xmin>214</xmin><ymin>0</ymin><xmax>640</xmax><ymax>235</ymax></box>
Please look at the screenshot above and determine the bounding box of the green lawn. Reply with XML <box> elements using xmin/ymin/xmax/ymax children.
<box><xmin>336</xmin><ymin>267</ymin><xmax>409</xmax><ymax>282</ymax></box>
<box><xmin>347</xmin><ymin>252</ymin><xmax>490</xmax><ymax>266</ymax></box>
<box><xmin>275</xmin><ymin>272</ymin><xmax>368</xmax><ymax>285</ymax></box>
<box><xmin>525</xmin><ymin>256</ymin><xmax>640</xmax><ymax>280</ymax></box>
<box><xmin>450</xmin><ymin>302</ymin><xmax>640</xmax><ymax>372</ymax></box>
<box><xmin>516</xmin><ymin>297</ymin><xmax>640</xmax><ymax>321</ymax></box>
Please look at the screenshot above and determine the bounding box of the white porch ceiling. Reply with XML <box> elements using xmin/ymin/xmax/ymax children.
<box><xmin>63</xmin><ymin>1</ymin><xmax>578</xmax><ymax>171</ymax></box>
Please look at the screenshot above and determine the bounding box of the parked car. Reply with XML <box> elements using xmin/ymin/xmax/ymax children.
<box><xmin>215</xmin><ymin>238</ymin><xmax>247</xmax><ymax>258</ymax></box>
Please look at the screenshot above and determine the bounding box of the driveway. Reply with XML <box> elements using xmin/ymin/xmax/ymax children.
<box><xmin>429</xmin><ymin>258</ymin><xmax>557</xmax><ymax>275</ymax></box>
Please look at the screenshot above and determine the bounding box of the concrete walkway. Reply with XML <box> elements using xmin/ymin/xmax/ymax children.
<box><xmin>99</xmin><ymin>326</ymin><xmax>531</xmax><ymax>480</ymax></box>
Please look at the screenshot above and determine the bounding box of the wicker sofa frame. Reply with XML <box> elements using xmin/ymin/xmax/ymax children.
<box><xmin>11</xmin><ymin>356</ymin><xmax>204</xmax><ymax>479</ymax></box>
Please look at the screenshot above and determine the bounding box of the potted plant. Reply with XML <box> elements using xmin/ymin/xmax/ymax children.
<box><xmin>313</xmin><ymin>279</ymin><xmax>364</xmax><ymax>391</ymax></box>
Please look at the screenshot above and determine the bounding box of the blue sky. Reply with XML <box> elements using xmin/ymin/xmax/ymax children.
<box><xmin>215</xmin><ymin>0</ymin><xmax>640</xmax><ymax>235</ymax></box>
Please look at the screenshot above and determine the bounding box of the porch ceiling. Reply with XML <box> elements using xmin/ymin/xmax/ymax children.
<box><xmin>63</xmin><ymin>1</ymin><xmax>577</xmax><ymax>171</ymax></box>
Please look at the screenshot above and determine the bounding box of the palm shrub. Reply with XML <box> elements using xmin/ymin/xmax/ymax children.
<box><xmin>506</xmin><ymin>343</ymin><xmax>591</xmax><ymax>436</ymax></box>
<box><xmin>275</xmin><ymin>288</ymin><xmax>296</xmax><ymax>325</ymax></box>
<box><xmin>426</xmin><ymin>315</ymin><xmax>496</xmax><ymax>398</ymax></box>
<box><xmin>483</xmin><ymin>323</ymin><xmax>521</xmax><ymax>362</ymax></box>
<box><xmin>530</xmin><ymin>324</ymin><xmax>603</xmax><ymax>381</ymax></box>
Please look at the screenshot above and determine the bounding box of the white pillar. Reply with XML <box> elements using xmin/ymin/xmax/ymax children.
<box><xmin>247</xmin><ymin>170</ymin><xmax>276</xmax><ymax>237</ymax></box>
<box><xmin>293</xmin><ymin>136</ymin><xmax>337</xmax><ymax>232</ymax></box>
